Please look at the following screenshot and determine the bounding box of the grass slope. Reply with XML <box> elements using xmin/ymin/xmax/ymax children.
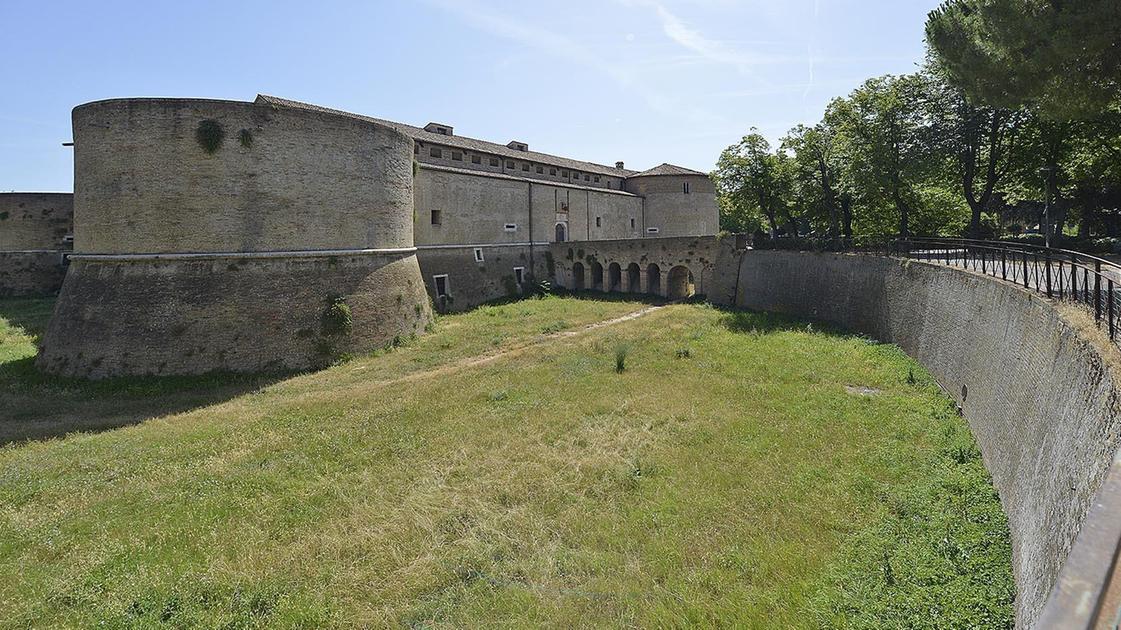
<box><xmin>0</xmin><ymin>296</ymin><xmax>1012</xmax><ymax>628</ymax></box>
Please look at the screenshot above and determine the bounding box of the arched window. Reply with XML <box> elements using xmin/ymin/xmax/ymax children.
<box><xmin>555</xmin><ymin>223</ymin><xmax>567</xmax><ymax>242</ymax></box>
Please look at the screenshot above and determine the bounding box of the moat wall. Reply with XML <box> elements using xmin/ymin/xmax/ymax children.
<box><xmin>733</xmin><ymin>250</ymin><xmax>1121</xmax><ymax>627</ymax></box>
<box><xmin>0</xmin><ymin>193</ymin><xmax>73</xmax><ymax>297</ymax></box>
<box><xmin>38</xmin><ymin>97</ymin><xmax>431</xmax><ymax>377</ymax></box>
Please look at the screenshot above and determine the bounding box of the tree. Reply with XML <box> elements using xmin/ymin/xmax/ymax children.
<box><xmin>782</xmin><ymin>123</ymin><xmax>845</xmax><ymax>238</ymax></box>
<box><xmin>926</xmin><ymin>0</ymin><xmax>1121</xmax><ymax>119</ymax></box>
<box><xmin>826</xmin><ymin>76</ymin><xmax>935</xmax><ymax>237</ymax></box>
<box><xmin>713</xmin><ymin>132</ymin><xmax>793</xmax><ymax>238</ymax></box>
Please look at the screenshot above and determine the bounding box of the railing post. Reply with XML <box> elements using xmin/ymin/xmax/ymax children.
<box><xmin>1096</xmin><ymin>260</ymin><xmax>1102</xmax><ymax>323</ymax></box>
<box><xmin>1058</xmin><ymin>259</ymin><xmax>1064</xmax><ymax>299</ymax></box>
<box><xmin>981</xmin><ymin>248</ymin><xmax>986</xmax><ymax>274</ymax></box>
<box><xmin>1023</xmin><ymin>251</ymin><xmax>1029</xmax><ymax>289</ymax></box>
<box><xmin>1110</xmin><ymin>279</ymin><xmax>1115</xmax><ymax>341</ymax></box>
<box><xmin>1001</xmin><ymin>249</ymin><xmax>1007</xmax><ymax>281</ymax></box>
<box><xmin>1045</xmin><ymin>251</ymin><xmax>1053</xmax><ymax>298</ymax></box>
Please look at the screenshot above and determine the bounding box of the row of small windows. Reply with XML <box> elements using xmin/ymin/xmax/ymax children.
<box><xmin>421</xmin><ymin>144</ymin><xmax>612</xmax><ymax>187</ymax></box>
<box><xmin>433</xmin><ymin>210</ymin><xmax>636</xmax><ymax>232</ymax></box>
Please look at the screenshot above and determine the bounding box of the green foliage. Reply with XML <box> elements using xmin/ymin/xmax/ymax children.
<box><xmin>195</xmin><ymin>119</ymin><xmax>224</xmax><ymax>154</ymax></box>
<box><xmin>0</xmin><ymin>211</ymin><xmax>8</xmax><ymax>221</ymax></box>
<box><xmin>926</xmin><ymin>0</ymin><xmax>1120</xmax><ymax>119</ymax></box>
<box><xmin>238</xmin><ymin>128</ymin><xmax>253</xmax><ymax>148</ymax></box>
<box><xmin>713</xmin><ymin>130</ymin><xmax>794</xmax><ymax>236</ymax></box>
<box><xmin>613</xmin><ymin>344</ymin><xmax>629</xmax><ymax>372</ymax></box>
<box><xmin>320</xmin><ymin>296</ymin><xmax>352</xmax><ymax>336</ymax></box>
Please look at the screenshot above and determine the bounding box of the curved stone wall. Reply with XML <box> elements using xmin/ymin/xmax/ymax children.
<box><xmin>624</xmin><ymin>174</ymin><xmax>717</xmax><ymax>237</ymax></box>
<box><xmin>0</xmin><ymin>193</ymin><xmax>73</xmax><ymax>297</ymax></box>
<box><xmin>734</xmin><ymin>250</ymin><xmax>1121</xmax><ymax>627</ymax></box>
<box><xmin>39</xmin><ymin>98</ymin><xmax>431</xmax><ymax>377</ymax></box>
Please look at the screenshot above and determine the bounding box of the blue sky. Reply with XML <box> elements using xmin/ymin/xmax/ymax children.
<box><xmin>0</xmin><ymin>0</ymin><xmax>936</xmax><ymax>192</ymax></box>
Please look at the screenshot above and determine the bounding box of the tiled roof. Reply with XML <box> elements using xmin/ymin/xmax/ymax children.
<box><xmin>255</xmin><ymin>95</ymin><xmax>638</xmax><ymax>178</ymax></box>
<box><xmin>629</xmin><ymin>163</ymin><xmax>709</xmax><ymax>178</ymax></box>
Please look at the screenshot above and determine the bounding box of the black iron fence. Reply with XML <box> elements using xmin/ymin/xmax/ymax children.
<box><xmin>884</xmin><ymin>237</ymin><xmax>1121</xmax><ymax>342</ymax></box>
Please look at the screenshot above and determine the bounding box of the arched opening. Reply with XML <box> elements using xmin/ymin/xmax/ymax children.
<box><xmin>626</xmin><ymin>263</ymin><xmax>641</xmax><ymax>292</ymax></box>
<box><xmin>667</xmin><ymin>265</ymin><xmax>695</xmax><ymax>300</ymax></box>
<box><xmin>572</xmin><ymin>262</ymin><xmax>585</xmax><ymax>290</ymax></box>
<box><xmin>646</xmin><ymin>263</ymin><xmax>661</xmax><ymax>296</ymax></box>
<box><xmin>555</xmin><ymin>223</ymin><xmax>567</xmax><ymax>242</ymax></box>
<box><xmin>607</xmin><ymin>262</ymin><xmax>622</xmax><ymax>292</ymax></box>
<box><xmin>590</xmin><ymin>261</ymin><xmax>604</xmax><ymax>291</ymax></box>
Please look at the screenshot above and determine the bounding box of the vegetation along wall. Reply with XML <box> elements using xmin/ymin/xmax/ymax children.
<box><xmin>0</xmin><ymin>192</ymin><xmax>73</xmax><ymax>297</ymax></box>
<box><xmin>732</xmin><ymin>250</ymin><xmax>1121</xmax><ymax>628</ymax></box>
<box><xmin>37</xmin><ymin>98</ymin><xmax>431</xmax><ymax>377</ymax></box>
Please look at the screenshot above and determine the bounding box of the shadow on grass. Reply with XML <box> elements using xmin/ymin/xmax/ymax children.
<box><xmin>0</xmin><ymin>297</ymin><xmax>292</xmax><ymax>446</ymax></box>
<box><xmin>716</xmin><ymin>306</ymin><xmax>866</xmax><ymax>339</ymax></box>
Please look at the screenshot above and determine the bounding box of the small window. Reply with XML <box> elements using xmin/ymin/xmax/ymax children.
<box><xmin>536</xmin><ymin>166</ymin><xmax>544</xmax><ymax>174</ymax></box>
<box><xmin>451</xmin><ymin>151</ymin><xmax>462</xmax><ymax>161</ymax></box>
<box><xmin>433</xmin><ymin>274</ymin><xmax>449</xmax><ymax>298</ymax></box>
<box><xmin>683</xmin><ymin>181</ymin><xmax>691</xmax><ymax>194</ymax></box>
<box><xmin>430</xmin><ymin>147</ymin><xmax>442</xmax><ymax>158</ymax></box>
<box><xmin>522</xmin><ymin>163</ymin><xmax>530</xmax><ymax>172</ymax></box>
<box><xmin>562</xmin><ymin>171</ymin><xmax>569</xmax><ymax>177</ymax></box>
<box><xmin>572</xmin><ymin>172</ymin><xmax>579</xmax><ymax>179</ymax></box>
<box><xmin>514</xmin><ymin>266</ymin><xmax>525</xmax><ymax>285</ymax></box>
<box><xmin>431</xmin><ymin>209</ymin><xmax>442</xmax><ymax>225</ymax></box>
<box><xmin>607</xmin><ymin>181</ymin><xmax>613</xmax><ymax>189</ymax></box>
<box><xmin>63</xmin><ymin>234</ymin><xmax>75</xmax><ymax>244</ymax></box>
<box><xmin>414</xmin><ymin>144</ymin><xmax>419</xmax><ymax>154</ymax></box>
<box><xmin>595</xmin><ymin>216</ymin><xmax>602</xmax><ymax>227</ymax></box>
<box><xmin>594</xmin><ymin>176</ymin><xmax>600</xmax><ymax>183</ymax></box>
<box><xmin>506</xmin><ymin>161</ymin><xmax>514</xmax><ymax>169</ymax></box>
<box><xmin>489</xmin><ymin>157</ymin><xmax>499</xmax><ymax>167</ymax></box>
<box><xmin>584</xmin><ymin>174</ymin><xmax>590</xmax><ymax>181</ymax></box>
<box><xmin>630</xmin><ymin>218</ymin><xmax>635</xmax><ymax>230</ymax></box>
<box><xmin>472</xmin><ymin>154</ymin><xmax>481</xmax><ymax>164</ymax></box>
<box><xmin>647</xmin><ymin>227</ymin><xmax>660</xmax><ymax>234</ymax></box>
<box><xmin>550</xmin><ymin>168</ymin><xmax>557</xmax><ymax>176</ymax></box>
<box><xmin>473</xmin><ymin>247</ymin><xmax>484</xmax><ymax>263</ymax></box>
<box><xmin>504</xmin><ymin>223</ymin><xmax>517</xmax><ymax>232</ymax></box>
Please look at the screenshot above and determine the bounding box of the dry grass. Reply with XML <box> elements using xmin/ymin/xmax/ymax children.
<box><xmin>0</xmin><ymin>296</ymin><xmax>1012</xmax><ymax>627</ymax></box>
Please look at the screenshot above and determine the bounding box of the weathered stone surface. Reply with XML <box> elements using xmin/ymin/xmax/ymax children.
<box><xmin>0</xmin><ymin>192</ymin><xmax>73</xmax><ymax>296</ymax></box>
<box><xmin>38</xmin><ymin>253</ymin><xmax>429</xmax><ymax>378</ymax></box>
<box><xmin>732</xmin><ymin>250</ymin><xmax>1121</xmax><ymax>628</ymax></box>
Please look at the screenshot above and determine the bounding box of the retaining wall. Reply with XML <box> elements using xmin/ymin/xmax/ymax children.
<box><xmin>0</xmin><ymin>193</ymin><xmax>73</xmax><ymax>297</ymax></box>
<box><xmin>733</xmin><ymin>250</ymin><xmax>1121</xmax><ymax>627</ymax></box>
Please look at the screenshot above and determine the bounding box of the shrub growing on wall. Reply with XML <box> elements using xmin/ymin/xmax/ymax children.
<box><xmin>321</xmin><ymin>296</ymin><xmax>353</xmax><ymax>336</ymax></box>
<box><xmin>195</xmin><ymin>120</ymin><xmax>225</xmax><ymax>154</ymax></box>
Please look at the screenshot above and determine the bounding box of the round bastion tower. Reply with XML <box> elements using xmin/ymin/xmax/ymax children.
<box><xmin>37</xmin><ymin>97</ymin><xmax>432</xmax><ymax>378</ymax></box>
<box><xmin>624</xmin><ymin>164</ymin><xmax>718</xmax><ymax>238</ymax></box>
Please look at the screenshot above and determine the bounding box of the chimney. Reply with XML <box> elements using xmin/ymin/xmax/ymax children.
<box><xmin>615</xmin><ymin>161</ymin><xmax>625</xmax><ymax>169</ymax></box>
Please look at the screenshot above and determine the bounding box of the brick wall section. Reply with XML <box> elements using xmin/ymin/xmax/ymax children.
<box><xmin>72</xmin><ymin>99</ymin><xmax>414</xmax><ymax>253</ymax></box>
<box><xmin>732</xmin><ymin>250</ymin><xmax>1121</xmax><ymax>627</ymax></box>
<box><xmin>38</xmin><ymin>253</ymin><xmax>429</xmax><ymax>378</ymax></box>
<box><xmin>41</xmin><ymin>98</ymin><xmax>431</xmax><ymax>376</ymax></box>
<box><xmin>0</xmin><ymin>193</ymin><xmax>73</xmax><ymax>296</ymax></box>
<box><xmin>625</xmin><ymin>174</ymin><xmax>718</xmax><ymax>237</ymax></box>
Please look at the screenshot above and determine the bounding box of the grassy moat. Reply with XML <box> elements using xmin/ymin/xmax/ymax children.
<box><xmin>0</xmin><ymin>295</ymin><xmax>1012</xmax><ymax>628</ymax></box>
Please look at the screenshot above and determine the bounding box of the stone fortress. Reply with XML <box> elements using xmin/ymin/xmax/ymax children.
<box><xmin>6</xmin><ymin>93</ymin><xmax>1121</xmax><ymax>628</ymax></box>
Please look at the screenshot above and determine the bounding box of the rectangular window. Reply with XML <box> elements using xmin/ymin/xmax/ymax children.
<box><xmin>584</xmin><ymin>174</ymin><xmax>590</xmax><ymax>181</ymax></box>
<box><xmin>594</xmin><ymin>176</ymin><xmax>600</xmax><ymax>183</ymax></box>
<box><xmin>433</xmin><ymin>274</ymin><xmax>449</xmax><ymax>298</ymax></box>
<box><xmin>431</xmin><ymin>209</ymin><xmax>442</xmax><ymax>225</ymax></box>
<box><xmin>630</xmin><ymin>218</ymin><xmax>635</xmax><ymax>229</ymax></box>
<box><xmin>489</xmin><ymin>157</ymin><xmax>499</xmax><ymax>167</ymax></box>
<box><xmin>536</xmin><ymin>166</ymin><xmax>544</xmax><ymax>174</ymax></box>
<box><xmin>562</xmin><ymin>171</ymin><xmax>569</xmax><ymax>177</ymax></box>
<box><xmin>414</xmin><ymin>144</ymin><xmax>419</xmax><ymax>154</ymax></box>
<box><xmin>522</xmin><ymin>163</ymin><xmax>530</xmax><ymax>171</ymax></box>
<box><xmin>647</xmin><ymin>227</ymin><xmax>660</xmax><ymax>234</ymax></box>
<box><xmin>514</xmin><ymin>266</ymin><xmax>525</xmax><ymax>285</ymax></box>
<box><xmin>595</xmin><ymin>216</ymin><xmax>602</xmax><ymax>227</ymax></box>
<box><xmin>451</xmin><ymin>151</ymin><xmax>462</xmax><ymax>161</ymax></box>
<box><xmin>430</xmin><ymin>147</ymin><xmax>442</xmax><ymax>158</ymax></box>
<box><xmin>504</xmin><ymin>223</ymin><xmax>517</xmax><ymax>232</ymax></box>
<box><xmin>506</xmin><ymin>161</ymin><xmax>514</xmax><ymax>169</ymax></box>
<box><xmin>550</xmin><ymin>168</ymin><xmax>557</xmax><ymax>176</ymax></box>
<box><xmin>471</xmin><ymin>154</ymin><xmax>481</xmax><ymax>164</ymax></box>
<box><xmin>683</xmin><ymin>181</ymin><xmax>691</xmax><ymax>194</ymax></box>
<box><xmin>473</xmin><ymin>247</ymin><xmax>484</xmax><ymax>263</ymax></box>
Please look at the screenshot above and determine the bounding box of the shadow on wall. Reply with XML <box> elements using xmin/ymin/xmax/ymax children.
<box><xmin>0</xmin><ymin>298</ymin><xmax>288</xmax><ymax>445</ymax></box>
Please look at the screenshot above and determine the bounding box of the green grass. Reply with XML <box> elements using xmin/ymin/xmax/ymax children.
<box><xmin>0</xmin><ymin>296</ymin><xmax>1013</xmax><ymax>628</ymax></box>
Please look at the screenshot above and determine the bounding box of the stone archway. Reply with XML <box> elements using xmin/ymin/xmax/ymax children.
<box><xmin>590</xmin><ymin>261</ymin><xmax>604</xmax><ymax>291</ymax></box>
<box><xmin>667</xmin><ymin>265</ymin><xmax>695</xmax><ymax>300</ymax></box>
<box><xmin>572</xmin><ymin>262</ymin><xmax>585</xmax><ymax>290</ymax></box>
<box><xmin>646</xmin><ymin>263</ymin><xmax>661</xmax><ymax>296</ymax></box>
<box><xmin>607</xmin><ymin>262</ymin><xmax>622</xmax><ymax>292</ymax></box>
<box><xmin>625</xmin><ymin>263</ymin><xmax>641</xmax><ymax>292</ymax></box>
<box><xmin>555</xmin><ymin>223</ymin><xmax>567</xmax><ymax>242</ymax></box>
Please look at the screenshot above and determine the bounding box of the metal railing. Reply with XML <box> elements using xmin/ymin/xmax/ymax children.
<box><xmin>881</xmin><ymin>237</ymin><xmax>1121</xmax><ymax>342</ymax></box>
